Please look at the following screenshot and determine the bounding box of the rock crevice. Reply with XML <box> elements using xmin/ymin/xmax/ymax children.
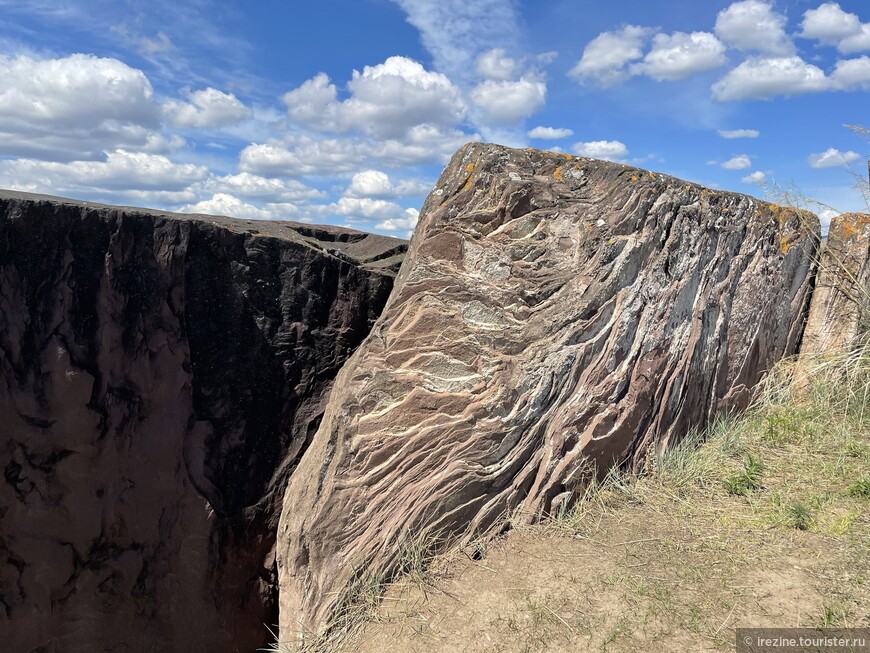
<box><xmin>801</xmin><ymin>212</ymin><xmax>870</xmax><ymax>354</ymax></box>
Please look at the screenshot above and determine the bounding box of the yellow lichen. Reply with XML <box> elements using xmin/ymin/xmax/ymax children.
<box><xmin>630</xmin><ymin>174</ymin><xmax>638</xmax><ymax>182</ymax></box>
<box><xmin>554</xmin><ymin>166</ymin><xmax>563</xmax><ymax>181</ymax></box>
<box><xmin>465</xmin><ymin>163</ymin><xmax>476</xmax><ymax>173</ymax></box>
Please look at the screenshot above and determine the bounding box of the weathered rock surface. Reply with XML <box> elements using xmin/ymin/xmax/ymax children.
<box><xmin>0</xmin><ymin>191</ymin><xmax>405</xmax><ymax>653</ymax></box>
<box><xmin>801</xmin><ymin>213</ymin><xmax>870</xmax><ymax>353</ymax></box>
<box><xmin>277</xmin><ymin>143</ymin><xmax>819</xmax><ymax>639</ymax></box>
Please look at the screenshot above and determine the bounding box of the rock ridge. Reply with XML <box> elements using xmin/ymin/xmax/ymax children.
<box><xmin>276</xmin><ymin>142</ymin><xmax>820</xmax><ymax>638</ymax></box>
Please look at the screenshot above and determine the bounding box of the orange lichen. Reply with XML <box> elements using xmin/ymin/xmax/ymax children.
<box><xmin>465</xmin><ymin>163</ymin><xmax>476</xmax><ymax>173</ymax></box>
<box><xmin>833</xmin><ymin>214</ymin><xmax>870</xmax><ymax>241</ymax></box>
<box><xmin>554</xmin><ymin>166</ymin><xmax>563</xmax><ymax>181</ymax></box>
<box><xmin>630</xmin><ymin>174</ymin><xmax>638</xmax><ymax>182</ymax></box>
<box><xmin>839</xmin><ymin>220</ymin><xmax>858</xmax><ymax>240</ymax></box>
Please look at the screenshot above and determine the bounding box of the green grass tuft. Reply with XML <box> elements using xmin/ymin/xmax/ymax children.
<box><xmin>847</xmin><ymin>476</ymin><xmax>870</xmax><ymax>498</ymax></box>
<box><xmin>723</xmin><ymin>453</ymin><xmax>764</xmax><ymax>496</ymax></box>
<box><xmin>787</xmin><ymin>502</ymin><xmax>814</xmax><ymax>530</ymax></box>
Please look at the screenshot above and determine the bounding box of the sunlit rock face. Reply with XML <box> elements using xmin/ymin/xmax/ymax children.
<box><xmin>0</xmin><ymin>191</ymin><xmax>404</xmax><ymax>653</ymax></box>
<box><xmin>801</xmin><ymin>212</ymin><xmax>870</xmax><ymax>354</ymax></box>
<box><xmin>277</xmin><ymin>143</ymin><xmax>819</xmax><ymax>639</ymax></box>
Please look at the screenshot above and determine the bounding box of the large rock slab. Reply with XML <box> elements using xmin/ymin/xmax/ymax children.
<box><xmin>0</xmin><ymin>191</ymin><xmax>405</xmax><ymax>653</ymax></box>
<box><xmin>801</xmin><ymin>212</ymin><xmax>870</xmax><ymax>353</ymax></box>
<box><xmin>276</xmin><ymin>143</ymin><xmax>819</xmax><ymax>639</ymax></box>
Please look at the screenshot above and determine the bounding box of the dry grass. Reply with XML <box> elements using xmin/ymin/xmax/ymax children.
<box><xmin>266</xmin><ymin>527</ymin><xmax>463</xmax><ymax>653</ymax></box>
<box><xmin>342</xmin><ymin>346</ymin><xmax>870</xmax><ymax>653</ymax></box>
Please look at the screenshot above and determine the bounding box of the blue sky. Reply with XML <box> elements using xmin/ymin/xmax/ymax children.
<box><xmin>0</xmin><ymin>0</ymin><xmax>868</xmax><ymax>236</ymax></box>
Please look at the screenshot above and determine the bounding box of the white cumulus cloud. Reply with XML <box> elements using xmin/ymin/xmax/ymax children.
<box><xmin>347</xmin><ymin>170</ymin><xmax>393</xmax><ymax>197</ymax></box>
<box><xmin>839</xmin><ymin>24</ymin><xmax>870</xmax><ymax>54</ymax></box>
<box><xmin>181</xmin><ymin>193</ymin><xmax>273</xmax><ymax>220</ymax></box>
<box><xmin>164</xmin><ymin>87</ymin><xmax>251</xmax><ymax>129</ymax></box>
<box><xmin>371</xmin><ymin>125</ymin><xmax>475</xmax><ymax>166</ymax></box>
<box><xmin>0</xmin><ymin>150</ymin><xmax>208</xmax><ymax>194</ymax></box>
<box><xmin>203</xmin><ymin>172</ymin><xmax>326</xmax><ymax>202</ymax></box>
<box><xmin>282</xmin><ymin>56</ymin><xmax>466</xmax><ymax>139</ymax></box>
<box><xmin>0</xmin><ymin>53</ymin><xmax>165</xmax><ymax>160</ymax></box>
<box><xmin>800</xmin><ymin>2</ymin><xmax>870</xmax><ymax>53</ymax></box>
<box><xmin>808</xmin><ymin>147</ymin><xmax>861</xmax><ymax>168</ymax></box>
<box><xmin>528</xmin><ymin>126</ymin><xmax>574</xmax><ymax>140</ymax></box>
<box><xmin>469</xmin><ymin>75</ymin><xmax>547</xmax><ymax>124</ymax></box>
<box><xmin>819</xmin><ymin>208</ymin><xmax>840</xmax><ymax>232</ymax></box>
<box><xmin>569</xmin><ymin>26</ymin><xmax>652</xmax><ymax>85</ymax></box>
<box><xmin>742</xmin><ymin>171</ymin><xmax>767</xmax><ymax>184</ymax></box>
<box><xmin>475</xmin><ymin>48</ymin><xmax>517</xmax><ymax>80</ymax></box>
<box><xmin>332</xmin><ymin>197</ymin><xmax>415</xmax><ymax>223</ymax></box>
<box><xmin>712</xmin><ymin>56</ymin><xmax>828</xmax><ymax>101</ymax></box>
<box><xmin>375</xmin><ymin>208</ymin><xmax>420</xmax><ymax>233</ymax></box>
<box><xmin>573</xmin><ymin>140</ymin><xmax>629</xmax><ymax>161</ymax></box>
<box><xmin>801</xmin><ymin>2</ymin><xmax>862</xmax><ymax>44</ymax></box>
<box><xmin>830</xmin><ymin>55</ymin><xmax>870</xmax><ymax>89</ymax></box>
<box><xmin>239</xmin><ymin>138</ymin><xmax>369</xmax><ymax>177</ymax></box>
<box><xmin>239</xmin><ymin>124</ymin><xmax>473</xmax><ymax>178</ymax></box>
<box><xmin>712</xmin><ymin>53</ymin><xmax>870</xmax><ymax>100</ymax></box>
<box><xmin>715</xmin><ymin>0</ymin><xmax>795</xmax><ymax>55</ymax></box>
<box><xmin>632</xmin><ymin>31</ymin><xmax>727</xmax><ymax>81</ymax></box>
<box><xmin>346</xmin><ymin>170</ymin><xmax>431</xmax><ymax>199</ymax></box>
<box><xmin>722</xmin><ymin>154</ymin><xmax>752</xmax><ymax>170</ymax></box>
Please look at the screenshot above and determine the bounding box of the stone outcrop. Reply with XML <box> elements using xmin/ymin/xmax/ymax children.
<box><xmin>0</xmin><ymin>191</ymin><xmax>405</xmax><ymax>653</ymax></box>
<box><xmin>276</xmin><ymin>143</ymin><xmax>819</xmax><ymax>639</ymax></box>
<box><xmin>801</xmin><ymin>213</ymin><xmax>870</xmax><ymax>354</ymax></box>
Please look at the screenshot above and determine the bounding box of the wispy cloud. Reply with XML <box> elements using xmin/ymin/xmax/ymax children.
<box><xmin>0</xmin><ymin>0</ymin><xmax>255</xmax><ymax>92</ymax></box>
<box><xmin>389</xmin><ymin>0</ymin><xmax>523</xmax><ymax>83</ymax></box>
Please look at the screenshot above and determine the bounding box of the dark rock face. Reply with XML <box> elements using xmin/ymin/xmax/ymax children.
<box><xmin>0</xmin><ymin>191</ymin><xmax>405</xmax><ymax>653</ymax></box>
<box><xmin>276</xmin><ymin>143</ymin><xmax>819</xmax><ymax>638</ymax></box>
<box><xmin>801</xmin><ymin>213</ymin><xmax>870</xmax><ymax>353</ymax></box>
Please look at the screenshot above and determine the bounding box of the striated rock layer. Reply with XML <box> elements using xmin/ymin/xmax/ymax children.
<box><xmin>801</xmin><ymin>212</ymin><xmax>870</xmax><ymax>354</ymax></box>
<box><xmin>0</xmin><ymin>191</ymin><xmax>405</xmax><ymax>653</ymax></box>
<box><xmin>277</xmin><ymin>143</ymin><xmax>819</xmax><ymax>638</ymax></box>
